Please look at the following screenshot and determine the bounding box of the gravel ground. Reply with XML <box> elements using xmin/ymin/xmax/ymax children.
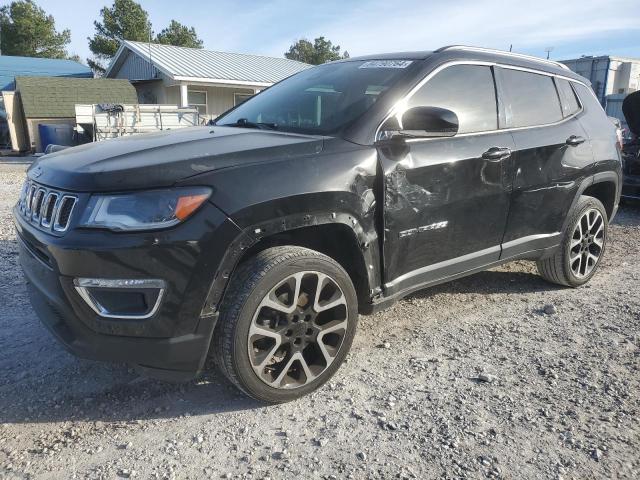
<box><xmin>0</xmin><ymin>163</ymin><xmax>638</xmax><ymax>480</ymax></box>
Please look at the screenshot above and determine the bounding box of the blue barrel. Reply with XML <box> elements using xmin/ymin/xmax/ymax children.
<box><xmin>38</xmin><ymin>124</ymin><xmax>75</xmax><ymax>152</ymax></box>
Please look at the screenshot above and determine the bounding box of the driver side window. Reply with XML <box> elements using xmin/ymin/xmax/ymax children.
<box><xmin>408</xmin><ymin>65</ymin><xmax>498</xmax><ymax>134</ymax></box>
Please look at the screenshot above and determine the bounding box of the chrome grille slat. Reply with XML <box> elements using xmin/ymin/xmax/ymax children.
<box><xmin>16</xmin><ymin>179</ymin><xmax>77</xmax><ymax>234</ymax></box>
<box><xmin>32</xmin><ymin>189</ymin><xmax>45</xmax><ymax>220</ymax></box>
<box><xmin>53</xmin><ymin>196</ymin><xmax>76</xmax><ymax>232</ymax></box>
<box><xmin>41</xmin><ymin>192</ymin><xmax>59</xmax><ymax>228</ymax></box>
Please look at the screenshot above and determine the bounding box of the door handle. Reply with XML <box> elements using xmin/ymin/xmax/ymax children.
<box><xmin>482</xmin><ymin>147</ymin><xmax>511</xmax><ymax>161</ymax></box>
<box><xmin>566</xmin><ymin>135</ymin><xmax>586</xmax><ymax>146</ymax></box>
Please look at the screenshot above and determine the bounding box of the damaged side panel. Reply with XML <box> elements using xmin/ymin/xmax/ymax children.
<box><xmin>379</xmin><ymin>133</ymin><xmax>515</xmax><ymax>295</ymax></box>
<box><xmin>178</xmin><ymin>138</ymin><xmax>382</xmax><ymax>312</ymax></box>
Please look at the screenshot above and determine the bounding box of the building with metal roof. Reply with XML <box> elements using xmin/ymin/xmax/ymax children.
<box><xmin>560</xmin><ymin>54</ymin><xmax>640</xmax><ymax>133</ymax></box>
<box><xmin>0</xmin><ymin>55</ymin><xmax>92</xmax><ymax>91</ymax></box>
<box><xmin>105</xmin><ymin>41</ymin><xmax>311</xmax><ymax>120</ymax></box>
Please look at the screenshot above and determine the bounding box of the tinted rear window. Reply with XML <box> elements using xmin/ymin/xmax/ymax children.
<box><xmin>499</xmin><ymin>68</ymin><xmax>563</xmax><ymax>128</ymax></box>
<box><xmin>556</xmin><ymin>79</ymin><xmax>581</xmax><ymax>117</ymax></box>
<box><xmin>408</xmin><ymin>65</ymin><xmax>498</xmax><ymax>134</ymax></box>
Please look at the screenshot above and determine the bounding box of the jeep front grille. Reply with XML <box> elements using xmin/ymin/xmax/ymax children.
<box><xmin>17</xmin><ymin>180</ymin><xmax>77</xmax><ymax>233</ymax></box>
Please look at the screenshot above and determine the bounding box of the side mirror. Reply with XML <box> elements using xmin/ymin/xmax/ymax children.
<box><xmin>380</xmin><ymin>106</ymin><xmax>459</xmax><ymax>140</ymax></box>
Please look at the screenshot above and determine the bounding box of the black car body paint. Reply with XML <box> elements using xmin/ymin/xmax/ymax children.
<box><xmin>15</xmin><ymin>47</ymin><xmax>622</xmax><ymax>381</ymax></box>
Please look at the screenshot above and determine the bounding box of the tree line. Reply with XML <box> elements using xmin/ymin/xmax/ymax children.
<box><xmin>0</xmin><ymin>0</ymin><xmax>349</xmax><ymax>73</ymax></box>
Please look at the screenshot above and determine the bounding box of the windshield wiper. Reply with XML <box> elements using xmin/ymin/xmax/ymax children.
<box><xmin>224</xmin><ymin>118</ymin><xmax>278</xmax><ymax>130</ymax></box>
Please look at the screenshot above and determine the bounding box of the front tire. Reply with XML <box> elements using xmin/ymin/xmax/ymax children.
<box><xmin>537</xmin><ymin>195</ymin><xmax>608</xmax><ymax>287</ymax></box>
<box><xmin>213</xmin><ymin>246</ymin><xmax>358</xmax><ymax>403</ymax></box>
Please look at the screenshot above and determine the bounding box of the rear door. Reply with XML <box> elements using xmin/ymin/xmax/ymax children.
<box><xmin>380</xmin><ymin>64</ymin><xmax>515</xmax><ymax>295</ymax></box>
<box><xmin>496</xmin><ymin>68</ymin><xmax>594</xmax><ymax>258</ymax></box>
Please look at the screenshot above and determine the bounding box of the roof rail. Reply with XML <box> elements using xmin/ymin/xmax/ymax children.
<box><xmin>436</xmin><ymin>45</ymin><xmax>570</xmax><ymax>71</ymax></box>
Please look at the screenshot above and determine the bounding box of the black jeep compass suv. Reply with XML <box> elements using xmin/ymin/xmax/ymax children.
<box><xmin>15</xmin><ymin>46</ymin><xmax>622</xmax><ymax>402</ymax></box>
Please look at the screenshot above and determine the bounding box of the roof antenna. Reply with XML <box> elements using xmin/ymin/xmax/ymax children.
<box><xmin>545</xmin><ymin>46</ymin><xmax>554</xmax><ymax>60</ymax></box>
<box><xmin>509</xmin><ymin>44</ymin><xmax>513</xmax><ymax>52</ymax></box>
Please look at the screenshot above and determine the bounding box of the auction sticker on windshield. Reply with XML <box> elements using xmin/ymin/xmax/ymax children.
<box><xmin>359</xmin><ymin>60</ymin><xmax>413</xmax><ymax>69</ymax></box>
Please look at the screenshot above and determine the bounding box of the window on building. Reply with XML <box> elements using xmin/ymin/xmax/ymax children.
<box><xmin>234</xmin><ymin>93</ymin><xmax>253</xmax><ymax>106</ymax></box>
<box><xmin>188</xmin><ymin>91</ymin><xmax>207</xmax><ymax>115</ymax></box>
<box><xmin>408</xmin><ymin>65</ymin><xmax>498</xmax><ymax>134</ymax></box>
<box><xmin>555</xmin><ymin>79</ymin><xmax>581</xmax><ymax>117</ymax></box>
<box><xmin>499</xmin><ymin>68</ymin><xmax>563</xmax><ymax>127</ymax></box>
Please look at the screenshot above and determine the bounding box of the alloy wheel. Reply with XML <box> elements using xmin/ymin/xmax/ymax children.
<box><xmin>248</xmin><ymin>271</ymin><xmax>349</xmax><ymax>389</ymax></box>
<box><xmin>569</xmin><ymin>208</ymin><xmax>605</xmax><ymax>278</ymax></box>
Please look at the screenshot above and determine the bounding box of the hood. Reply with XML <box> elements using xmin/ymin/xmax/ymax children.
<box><xmin>622</xmin><ymin>90</ymin><xmax>640</xmax><ymax>137</ymax></box>
<box><xmin>29</xmin><ymin>126</ymin><xmax>324</xmax><ymax>192</ymax></box>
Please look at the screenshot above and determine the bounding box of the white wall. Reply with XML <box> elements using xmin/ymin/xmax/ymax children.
<box><xmin>164</xmin><ymin>85</ymin><xmax>255</xmax><ymax>118</ymax></box>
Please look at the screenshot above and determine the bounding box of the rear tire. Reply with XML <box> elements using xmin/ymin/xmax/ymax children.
<box><xmin>213</xmin><ymin>246</ymin><xmax>358</xmax><ymax>403</ymax></box>
<box><xmin>537</xmin><ymin>195</ymin><xmax>608</xmax><ymax>287</ymax></box>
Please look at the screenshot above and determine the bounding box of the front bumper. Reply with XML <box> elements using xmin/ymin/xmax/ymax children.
<box><xmin>15</xmin><ymin>201</ymin><xmax>242</xmax><ymax>381</ymax></box>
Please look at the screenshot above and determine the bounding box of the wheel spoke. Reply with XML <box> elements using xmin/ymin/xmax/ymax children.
<box><xmin>260</xmin><ymin>272</ymin><xmax>304</xmax><ymax>314</ymax></box>
<box><xmin>317</xmin><ymin>319</ymin><xmax>348</xmax><ymax>334</ymax></box>
<box><xmin>249</xmin><ymin>323</ymin><xmax>281</xmax><ymax>340</ymax></box>
<box><xmin>297</xmin><ymin>355</ymin><xmax>316</xmax><ymax>383</ymax></box>
<box><xmin>255</xmin><ymin>339</ymin><xmax>282</xmax><ymax>370</ymax></box>
<box><xmin>587</xmin><ymin>252</ymin><xmax>599</xmax><ymax>266</ymax></box>
<box><xmin>576</xmin><ymin>217</ymin><xmax>584</xmax><ymax>238</ymax></box>
<box><xmin>313</xmin><ymin>273</ymin><xmax>346</xmax><ymax>312</ymax></box>
<box><xmin>270</xmin><ymin>353</ymin><xmax>298</xmax><ymax>387</ymax></box>
<box><xmin>571</xmin><ymin>254</ymin><xmax>582</xmax><ymax>276</ymax></box>
<box><xmin>569</xmin><ymin>249</ymin><xmax>582</xmax><ymax>262</ymax></box>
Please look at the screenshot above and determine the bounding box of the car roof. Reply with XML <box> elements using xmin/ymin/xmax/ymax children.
<box><xmin>342</xmin><ymin>45</ymin><xmax>588</xmax><ymax>84</ymax></box>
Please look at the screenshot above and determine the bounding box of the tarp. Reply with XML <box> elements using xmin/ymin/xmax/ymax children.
<box><xmin>0</xmin><ymin>55</ymin><xmax>92</xmax><ymax>91</ymax></box>
<box><xmin>622</xmin><ymin>90</ymin><xmax>640</xmax><ymax>137</ymax></box>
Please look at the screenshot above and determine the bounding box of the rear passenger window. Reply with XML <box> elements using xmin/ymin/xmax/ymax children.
<box><xmin>556</xmin><ymin>79</ymin><xmax>581</xmax><ymax>117</ymax></box>
<box><xmin>408</xmin><ymin>65</ymin><xmax>497</xmax><ymax>134</ymax></box>
<box><xmin>499</xmin><ymin>68</ymin><xmax>563</xmax><ymax>127</ymax></box>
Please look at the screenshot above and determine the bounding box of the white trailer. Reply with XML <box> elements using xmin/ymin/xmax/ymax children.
<box><xmin>74</xmin><ymin>104</ymin><xmax>201</xmax><ymax>142</ymax></box>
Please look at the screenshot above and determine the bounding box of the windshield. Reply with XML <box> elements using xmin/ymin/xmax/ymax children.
<box><xmin>215</xmin><ymin>60</ymin><xmax>416</xmax><ymax>136</ymax></box>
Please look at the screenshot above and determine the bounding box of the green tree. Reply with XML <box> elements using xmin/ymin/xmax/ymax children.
<box><xmin>87</xmin><ymin>0</ymin><xmax>151</xmax><ymax>73</ymax></box>
<box><xmin>0</xmin><ymin>0</ymin><xmax>71</xmax><ymax>59</ymax></box>
<box><xmin>285</xmin><ymin>36</ymin><xmax>348</xmax><ymax>65</ymax></box>
<box><xmin>156</xmin><ymin>20</ymin><xmax>203</xmax><ymax>48</ymax></box>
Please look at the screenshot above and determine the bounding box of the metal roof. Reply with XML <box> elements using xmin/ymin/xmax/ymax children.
<box><xmin>0</xmin><ymin>55</ymin><xmax>92</xmax><ymax>91</ymax></box>
<box><xmin>106</xmin><ymin>41</ymin><xmax>311</xmax><ymax>86</ymax></box>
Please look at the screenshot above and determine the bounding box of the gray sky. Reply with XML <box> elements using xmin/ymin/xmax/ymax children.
<box><xmin>29</xmin><ymin>0</ymin><xmax>640</xmax><ymax>63</ymax></box>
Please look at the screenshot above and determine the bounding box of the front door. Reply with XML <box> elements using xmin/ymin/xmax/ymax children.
<box><xmin>380</xmin><ymin>64</ymin><xmax>514</xmax><ymax>296</ymax></box>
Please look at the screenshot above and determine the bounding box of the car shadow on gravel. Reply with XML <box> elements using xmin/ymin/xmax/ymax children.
<box><xmin>405</xmin><ymin>266</ymin><xmax>564</xmax><ymax>302</ymax></box>
<box><xmin>0</xmin><ymin>357</ymin><xmax>264</xmax><ymax>425</ymax></box>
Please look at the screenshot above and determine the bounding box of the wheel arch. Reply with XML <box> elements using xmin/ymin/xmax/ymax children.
<box><xmin>202</xmin><ymin>212</ymin><xmax>381</xmax><ymax>317</ymax></box>
<box><xmin>582</xmin><ymin>174</ymin><xmax>619</xmax><ymax>221</ymax></box>
<box><xmin>563</xmin><ymin>171</ymin><xmax>620</xmax><ymax>233</ymax></box>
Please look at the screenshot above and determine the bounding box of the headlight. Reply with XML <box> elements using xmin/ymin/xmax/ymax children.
<box><xmin>79</xmin><ymin>187</ymin><xmax>211</xmax><ymax>231</ymax></box>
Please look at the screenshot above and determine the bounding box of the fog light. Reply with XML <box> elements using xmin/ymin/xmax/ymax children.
<box><xmin>73</xmin><ymin>278</ymin><xmax>166</xmax><ymax>319</ymax></box>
